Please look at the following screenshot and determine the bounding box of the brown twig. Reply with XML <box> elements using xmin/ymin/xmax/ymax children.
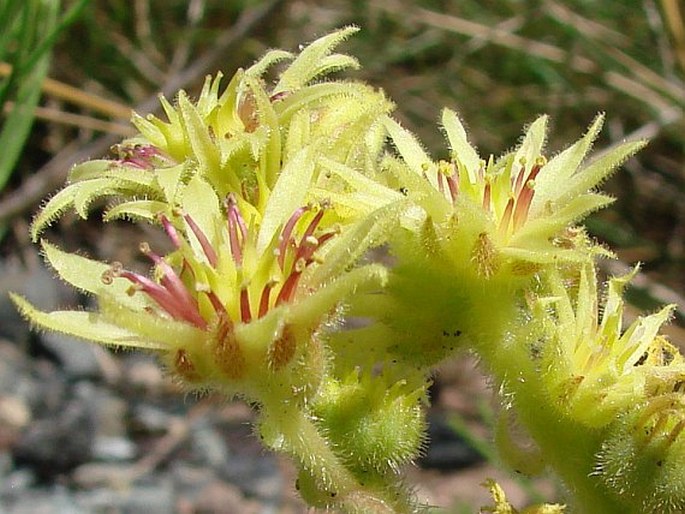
<box><xmin>2</xmin><ymin>102</ymin><xmax>135</xmax><ymax>136</ymax></box>
<box><xmin>0</xmin><ymin>62</ymin><xmax>132</xmax><ymax>120</ymax></box>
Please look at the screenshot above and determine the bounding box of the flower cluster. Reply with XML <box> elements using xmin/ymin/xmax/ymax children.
<box><xmin>12</xmin><ymin>28</ymin><xmax>683</xmax><ymax>514</ymax></box>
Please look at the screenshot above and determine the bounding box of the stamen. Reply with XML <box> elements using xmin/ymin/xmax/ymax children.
<box><xmin>205</xmin><ymin>290</ymin><xmax>228</xmax><ymax>317</ymax></box>
<box><xmin>437</xmin><ymin>170</ymin><xmax>445</xmax><ymax>195</ymax></box>
<box><xmin>183</xmin><ymin>214</ymin><xmax>218</xmax><ymax>267</ymax></box>
<box><xmin>226</xmin><ymin>198</ymin><xmax>245</xmax><ymax>264</ymax></box>
<box><xmin>258</xmin><ymin>282</ymin><xmax>274</xmax><ymax>318</ymax></box>
<box><xmin>138</xmin><ymin>244</ymin><xmax>207</xmax><ymax>329</ymax></box>
<box><xmin>482</xmin><ymin>180</ymin><xmax>492</xmax><ymax>212</ymax></box>
<box><xmin>499</xmin><ymin>196</ymin><xmax>515</xmax><ymax>238</ymax></box>
<box><xmin>117</xmin><ymin>268</ymin><xmax>204</xmax><ymax>328</ymax></box>
<box><xmin>446</xmin><ymin>168</ymin><xmax>459</xmax><ymax>203</ymax></box>
<box><xmin>276</xmin><ymin>270</ymin><xmax>302</xmax><ymax>306</ymax></box>
<box><xmin>240</xmin><ymin>287</ymin><xmax>252</xmax><ymax>323</ymax></box>
<box><xmin>278</xmin><ymin>206</ymin><xmax>308</xmax><ymax>270</ymax></box>
<box><xmin>295</xmin><ymin>208</ymin><xmax>325</xmax><ymax>261</ymax></box>
<box><xmin>159</xmin><ymin>215</ymin><xmax>182</xmax><ymax>249</ymax></box>
<box><xmin>512</xmin><ymin>158</ymin><xmax>545</xmax><ymax>231</ymax></box>
<box><xmin>514</xmin><ymin>157</ymin><xmax>527</xmax><ymax>194</ymax></box>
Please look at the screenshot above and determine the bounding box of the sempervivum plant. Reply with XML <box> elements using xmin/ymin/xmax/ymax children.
<box><xmin>13</xmin><ymin>28</ymin><xmax>684</xmax><ymax>514</ymax></box>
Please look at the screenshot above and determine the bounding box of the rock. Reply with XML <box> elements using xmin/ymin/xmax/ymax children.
<box><xmin>189</xmin><ymin>418</ymin><xmax>231</xmax><ymax>470</ymax></box>
<box><xmin>75</xmin><ymin>475</ymin><xmax>176</xmax><ymax>514</ymax></box>
<box><xmin>193</xmin><ymin>480</ymin><xmax>258</xmax><ymax>514</ymax></box>
<box><xmin>0</xmin><ymin>395</ymin><xmax>31</xmax><ymax>450</ymax></box>
<box><xmin>0</xmin><ymin>259</ymin><xmax>76</xmax><ymax>345</ymax></box>
<box><xmin>12</xmin><ymin>382</ymin><xmax>97</xmax><ymax>479</ymax></box>
<box><xmin>1</xmin><ymin>485</ymin><xmax>84</xmax><ymax>514</ymax></box>
<box><xmin>92</xmin><ymin>436</ymin><xmax>136</xmax><ymax>462</ymax></box>
<box><xmin>38</xmin><ymin>332</ymin><xmax>103</xmax><ymax>381</ymax></box>
<box><xmin>129</xmin><ymin>404</ymin><xmax>174</xmax><ymax>435</ymax></box>
<box><xmin>71</xmin><ymin>461</ymin><xmax>135</xmax><ymax>489</ymax></box>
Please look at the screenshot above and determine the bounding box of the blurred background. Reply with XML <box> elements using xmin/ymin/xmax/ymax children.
<box><xmin>0</xmin><ymin>1</ymin><xmax>683</xmax><ymax>512</ymax></box>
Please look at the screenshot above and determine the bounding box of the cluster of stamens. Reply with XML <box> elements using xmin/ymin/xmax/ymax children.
<box><xmin>430</xmin><ymin>155</ymin><xmax>547</xmax><ymax>237</ymax></box>
<box><xmin>101</xmin><ymin>195</ymin><xmax>336</xmax><ymax>331</ymax></box>
<box><xmin>110</xmin><ymin>143</ymin><xmax>174</xmax><ymax>170</ymax></box>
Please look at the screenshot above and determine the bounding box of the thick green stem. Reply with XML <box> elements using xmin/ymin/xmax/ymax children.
<box><xmin>259</xmin><ymin>400</ymin><xmax>414</xmax><ymax>514</ymax></box>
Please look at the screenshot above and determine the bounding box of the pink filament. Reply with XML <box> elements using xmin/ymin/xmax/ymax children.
<box><xmin>183</xmin><ymin>214</ymin><xmax>218</xmax><ymax>267</ymax></box>
<box><xmin>258</xmin><ymin>283</ymin><xmax>273</xmax><ymax>318</ymax></box>
<box><xmin>278</xmin><ymin>206</ymin><xmax>308</xmax><ymax>271</ymax></box>
<box><xmin>159</xmin><ymin>215</ymin><xmax>182</xmax><ymax>249</ymax></box>
<box><xmin>227</xmin><ymin>201</ymin><xmax>245</xmax><ymax>264</ymax></box>
<box><xmin>240</xmin><ymin>288</ymin><xmax>252</xmax><ymax>323</ymax></box>
<box><xmin>446</xmin><ymin>171</ymin><xmax>459</xmax><ymax>203</ymax></box>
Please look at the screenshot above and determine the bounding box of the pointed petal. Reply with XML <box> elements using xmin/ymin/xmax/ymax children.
<box><xmin>245</xmin><ymin>49</ymin><xmax>293</xmax><ymax>78</ymax></box>
<box><xmin>560</xmin><ymin>139</ymin><xmax>647</xmax><ymax>206</ymax></box>
<box><xmin>181</xmin><ymin>176</ymin><xmax>222</xmax><ymax>260</ymax></box>
<box><xmin>31</xmin><ymin>185</ymin><xmax>79</xmax><ymax>241</ymax></box>
<box><xmin>41</xmin><ymin>241</ymin><xmax>148</xmax><ymax>309</ymax></box>
<box><xmin>384</xmin><ymin>116</ymin><xmax>434</xmax><ymax>176</ymax></box>
<box><xmin>274</xmin><ymin>26</ymin><xmax>360</xmax><ymax>93</ymax></box>
<box><xmin>257</xmin><ymin>147</ymin><xmax>315</xmax><ymax>252</ymax></box>
<box><xmin>531</xmin><ymin>114</ymin><xmax>604</xmax><ymax>213</ymax></box>
<box><xmin>513</xmin><ymin>115</ymin><xmax>548</xmax><ymax>169</ymax></box>
<box><xmin>309</xmin><ymin>202</ymin><xmax>403</xmax><ymax>285</ymax></box>
<box><xmin>104</xmin><ymin>200</ymin><xmax>168</xmax><ymax>222</ymax></box>
<box><xmin>178</xmin><ymin>91</ymin><xmax>221</xmax><ymax>176</ymax></box>
<box><xmin>441</xmin><ymin>108</ymin><xmax>480</xmax><ymax>183</ymax></box>
<box><xmin>10</xmin><ymin>294</ymin><xmax>165</xmax><ymax>350</ymax></box>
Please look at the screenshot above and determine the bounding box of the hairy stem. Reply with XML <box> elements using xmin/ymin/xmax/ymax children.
<box><xmin>259</xmin><ymin>400</ymin><xmax>414</xmax><ymax>514</ymax></box>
